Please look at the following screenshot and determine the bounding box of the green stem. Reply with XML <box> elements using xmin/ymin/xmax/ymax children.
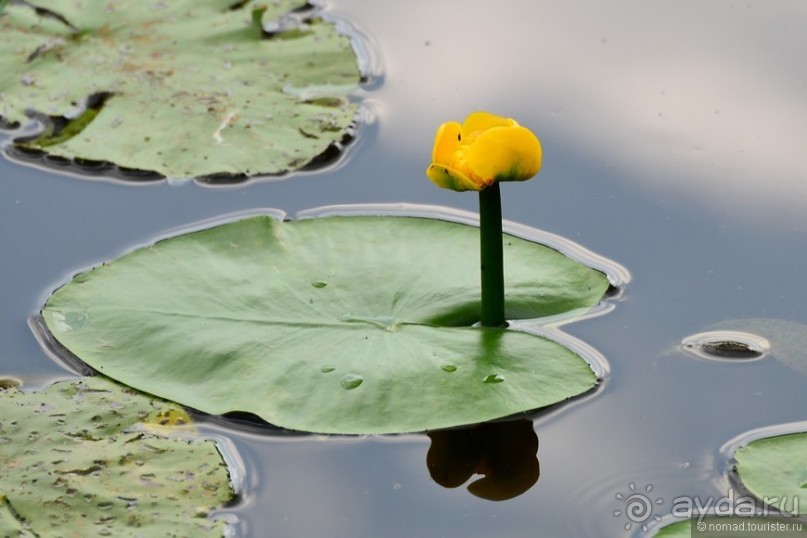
<box><xmin>479</xmin><ymin>182</ymin><xmax>506</xmax><ymax>327</ymax></box>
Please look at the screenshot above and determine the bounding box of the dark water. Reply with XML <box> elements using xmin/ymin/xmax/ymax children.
<box><xmin>3</xmin><ymin>1</ymin><xmax>807</xmax><ymax>536</ymax></box>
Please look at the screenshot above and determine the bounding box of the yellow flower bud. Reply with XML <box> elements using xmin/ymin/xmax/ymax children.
<box><xmin>426</xmin><ymin>111</ymin><xmax>543</xmax><ymax>192</ymax></box>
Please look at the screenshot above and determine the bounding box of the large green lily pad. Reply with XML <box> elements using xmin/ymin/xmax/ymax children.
<box><xmin>734</xmin><ymin>432</ymin><xmax>807</xmax><ymax>514</ymax></box>
<box><xmin>42</xmin><ymin>214</ymin><xmax>611</xmax><ymax>434</ymax></box>
<box><xmin>0</xmin><ymin>376</ymin><xmax>235</xmax><ymax>537</ymax></box>
<box><xmin>0</xmin><ymin>0</ymin><xmax>360</xmax><ymax>178</ymax></box>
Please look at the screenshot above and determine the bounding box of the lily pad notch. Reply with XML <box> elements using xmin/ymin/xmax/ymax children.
<box><xmin>0</xmin><ymin>0</ymin><xmax>369</xmax><ymax>182</ymax></box>
<box><xmin>41</xmin><ymin>209</ymin><xmax>622</xmax><ymax>434</ymax></box>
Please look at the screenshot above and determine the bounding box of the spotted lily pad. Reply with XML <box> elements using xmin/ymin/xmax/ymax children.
<box><xmin>0</xmin><ymin>0</ymin><xmax>360</xmax><ymax>178</ymax></box>
<box><xmin>42</xmin><ymin>213</ymin><xmax>612</xmax><ymax>434</ymax></box>
<box><xmin>0</xmin><ymin>376</ymin><xmax>235</xmax><ymax>536</ymax></box>
<box><xmin>734</xmin><ymin>432</ymin><xmax>807</xmax><ymax>514</ymax></box>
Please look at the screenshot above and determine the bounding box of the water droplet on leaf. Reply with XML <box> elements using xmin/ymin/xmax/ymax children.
<box><xmin>482</xmin><ymin>374</ymin><xmax>504</xmax><ymax>384</ymax></box>
<box><xmin>440</xmin><ymin>364</ymin><xmax>457</xmax><ymax>373</ymax></box>
<box><xmin>320</xmin><ymin>366</ymin><xmax>335</xmax><ymax>373</ymax></box>
<box><xmin>340</xmin><ymin>373</ymin><xmax>363</xmax><ymax>390</ymax></box>
<box><xmin>311</xmin><ymin>280</ymin><xmax>328</xmax><ymax>288</ymax></box>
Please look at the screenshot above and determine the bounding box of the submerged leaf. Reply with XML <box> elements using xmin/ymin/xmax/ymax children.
<box><xmin>0</xmin><ymin>376</ymin><xmax>235</xmax><ymax>536</ymax></box>
<box><xmin>42</xmin><ymin>214</ymin><xmax>612</xmax><ymax>434</ymax></box>
<box><xmin>707</xmin><ymin>319</ymin><xmax>807</xmax><ymax>375</ymax></box>
<box><xmin>0</xmin><ymin>0</ymin><xmax>361</xmax><ymax>178</ymax></box>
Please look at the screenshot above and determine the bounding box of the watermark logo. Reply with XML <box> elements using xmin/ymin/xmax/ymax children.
<box><xmin>614</xmin><ymin>483</ymin><xmax>801</xmax><ymax>533</ymax></box>
<box><xmin>613</xmin><ymin>483</ymin><xmax>664</xmax><ymax>531</ymax></box>
<box><xmin>671</xmin><ymin>488</ymin><xmax>800</xmax><ymax>522</ymax></box>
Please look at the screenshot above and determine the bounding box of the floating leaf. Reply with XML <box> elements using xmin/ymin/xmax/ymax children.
<box><xmin>0</xmin><ymin>376</ymin><xmax>235</xmax><ymax>536</ymax></box>
<box><xmin>734</xmin><ymin>432</ymin><xmax>807</xmax><ymax>514</ymax></box>
<box><xmin>0</xmin><ymin>0</ymin><xmax>360</xmax><ymax>179</ymax></box>
<box><xmin>42</xmin><ymin>214</ymin><xmax>611</xmax><ymax>434</ymax></box>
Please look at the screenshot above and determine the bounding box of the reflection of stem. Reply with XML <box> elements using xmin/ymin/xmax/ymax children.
<box><xmin>479</xmin><ymin>183</ymin><xmax>505</xmax><ymax>327</ymax></box>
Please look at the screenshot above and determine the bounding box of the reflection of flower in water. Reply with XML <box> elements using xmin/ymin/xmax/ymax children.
<box><xmin>426</xmin><ymin>419</ymin><xmax>539</xmax><ymax>501</ymax></box>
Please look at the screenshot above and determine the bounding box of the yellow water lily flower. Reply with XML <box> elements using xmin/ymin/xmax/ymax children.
<box><xmin>426</xmin><ymin>111</ymin><xmax>543</xmax><ymax>192</ymax></box>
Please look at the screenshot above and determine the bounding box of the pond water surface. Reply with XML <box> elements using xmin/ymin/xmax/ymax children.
<box><xmin>2</xmin><ymin>1</ymin><xmax>807</xmax><ymax>536</ymax></box>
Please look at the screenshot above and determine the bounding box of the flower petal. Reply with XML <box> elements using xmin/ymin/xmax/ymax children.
<box><xmin>426</xmin><ymin>163</ymin><xmax>484</xmax><ymax>192</ymax></box>
<box><xmin>431</xmin><ymin>121</ymin><xmax>462</xmax><ymax>166</ymax></box>
<box><xmin>466</xmin><ymin>126</ymin><xmax>542</xmax><ymax>184</ymax></box>
<box><xmin>461</xmin><ymin>112</ymin><xmax>517</xmax><ymax>141</ymax></box>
